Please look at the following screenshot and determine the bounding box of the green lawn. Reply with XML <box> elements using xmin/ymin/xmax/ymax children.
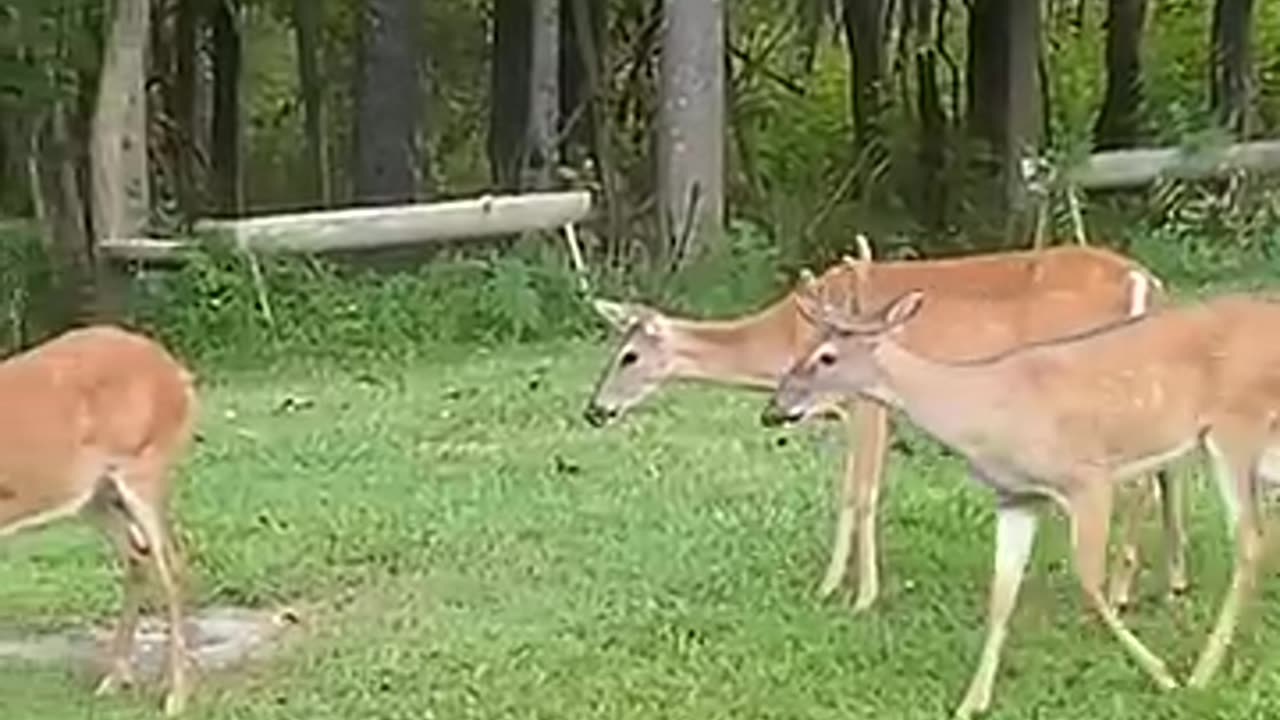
<box><xmin>3</xmin><ymin>339</ymin><xmax>1280</xmax><ymax>719</ymax></box>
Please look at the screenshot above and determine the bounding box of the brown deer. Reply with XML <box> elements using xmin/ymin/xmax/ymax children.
<box><xmin>0</xmin><ymin>325</ymin><xmax>197</xmax><ymax>715</ymax></box>
<box><xmin>763</xmin><ymin>284</ymin><xmax>1280</xmax><ymax>718</ymax></box>
<box><xmin>584</xmin><ymin>239</ymin><xmax>1186</xmax><ymax>612</ymax></box>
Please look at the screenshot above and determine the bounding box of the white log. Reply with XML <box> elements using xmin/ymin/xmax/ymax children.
<box><xmin>1068</xmin><ymin>140</ymin><xmax>1280</xmax><ymax>190</ymax></box>
<box><xmin>100</xmin><ymin>191</ymin><xmax>593</xmax><ymax>260</ymax></box>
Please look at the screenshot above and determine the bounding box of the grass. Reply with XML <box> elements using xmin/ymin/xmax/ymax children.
<box><xmin>4</xmin><ymin>335</ymin><xmax>1280</xmax><ymax>719</ymax></box>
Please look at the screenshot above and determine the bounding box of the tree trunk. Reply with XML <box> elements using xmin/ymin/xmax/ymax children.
<box><xmin>173</xmin><ymin>0</ymin><xmax>200</xmax><ymax>227</ymax></box>
<box><xmin>917</xmin><ymin>48</ymin><xmax>947</xmax><ymax>229</ymax></box>
<box><xmin>1210</xmin><ymin>0</ymin><xmax>1255</xmax><ymax>137</ymax></box>
<box><xmin>525</xmin><ymin>0</ymin><xmax>560</xmax><ymax>190</ymax></box>
<box><xmin>657</xmin><ymin>0</ymin><xmax>725</xmax><ymax>269</ymax></box>
<box><xmin>1093</xmin><ymin>0</ymin><xmax>1147</xmax><ymax>150</ymax></box>
<box><xmin>1006</xmin><ymin>0</ymin><xmax>1041</xmax><ymax>170</ymax></box>
<box><xmin>559</xmin><ymin>0</ymin><xmax>605</xmax><ymax>167</ymax></box>
<box><xmin>210</xmin><ymin>0</ymin><xmax>243</xmax><ymax>216</ymax></box>
<box><xmin>489</xmin><ymin>0</ymin><xmax>532</xmax><ymax>190</ymax></box>
<box><xmin>91</xmin><ymin>0</ymin><xmax>150</xmax><ymax>242</ymax></box>
<box><xmin>965</xmin><ymin>0</ymin><xmax>1040</xmax><ymax>213</ymax></box>
<box><xmin>37</xmin><ymin>104</ymin><xmax>98</xmax><ymax>327</ymax></box>
<box><xmin>294</xmin><ymin>0</ymin><xmax>331</xmax><ymax>206</ymax></box>
<box><xmin>840</xmin><ymin>0</ymin><xmax>887</xmax><ymax>147</ymax></box>
<box><xmin>354</xmin><ymin>0</ymin><xmax>424</xmax><ymax>205</ymax></box>
<box><xmin>966</xmin><ymin>0</ymin><xmax>1007</xmax><ymax>160</ymax></box>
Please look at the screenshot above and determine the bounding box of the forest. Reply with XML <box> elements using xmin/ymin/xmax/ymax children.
<box><xmin>0</xmin><ymin>0</ymin><xmax>1277</xmax><ymax>356</ymax></box>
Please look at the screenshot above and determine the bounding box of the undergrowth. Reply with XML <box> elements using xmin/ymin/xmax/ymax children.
<box><xmin>1</xmin><ymin>198</ymin><xmax>1278</xmax><ymax>369</ymax></box>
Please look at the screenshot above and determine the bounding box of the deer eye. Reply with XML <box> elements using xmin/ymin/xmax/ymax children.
<box><xmin>619</xmin><ymin>350</ymin><xmax>639</xmax><ymax>367</ymax></box>
<box><xmin>817</xmin><ymin>351</ymin><xmax>838</xmax><ymax>367</ymax></box>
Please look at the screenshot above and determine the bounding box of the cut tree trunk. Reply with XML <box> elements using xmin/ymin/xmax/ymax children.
<box><xmin>1094</xmin><ymin>0</ymin><xmax>1148</xmax><ymax>150</ymax></box>
<box><xmin>657</xmin><ymin>0</ymin><xmax>725</xmax><ymax>268</ymax></box>
<box><xmin>100</xmin><ymin>190</ymin><xmax>594</xmax><ymax>259</ymax></box>
<box><xmin>1210</xmin><ymin>0</ymin><xmax>1256</xmax><ymax>137</ymax></box>
<box><xmin>525</xmin><ymin>0</ymin><xmax>560</xmax><ymax>190</ymax></box>
<box><xmin>211</xmin><ymin>0</ymin><xmax>243</xmax><ymax>215</ymax></box>
<box><xmin>354</xmin><ymin>0</ymin><xmax>424</xmax><ymax>205</ymax></box>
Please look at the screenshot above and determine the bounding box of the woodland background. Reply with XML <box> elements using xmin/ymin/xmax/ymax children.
<box><xmin>0</xmin><ymin>0</ymin><xmax>1278</xmax><ymax>362</ymax></box>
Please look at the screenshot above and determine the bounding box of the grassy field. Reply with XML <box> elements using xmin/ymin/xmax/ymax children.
<box><xmin>3</xmin><ymin>337</ymin><xmax>1280</xmax><ymax>719</ymax></box>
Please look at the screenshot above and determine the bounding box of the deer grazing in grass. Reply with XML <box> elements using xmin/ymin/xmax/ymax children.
<box><xmin>584</xmin><ymin>238</ymin><xmax>1187</xmax><ymax>612</ymax></box>
<box><xmin>762</xmin><ymin>283</ymin><xmax>1280</xmax><ymax>718</ymax></box>
<box><xmin>0</xmin><ymin>325</ymin><xmax>197</xmax><ymax>715</ymax></box>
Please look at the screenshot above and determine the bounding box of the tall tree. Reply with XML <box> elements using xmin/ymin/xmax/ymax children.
<box><xmin>354</xmin><ymin>0</ymin><xmax>424</xmax><ymax>205</ymax></box>
<box><xmin>841</xmin><ymin>0</ymin><xmax>887</xmax><ymax>148</ymax></box>
<box><xmin>210</xmin><ymin>0</ymin><xmax>243</xmax><ymax>215</ymax></box>
<box><xmin>1094</xmin><ymin>0</ymin><xmax>1148</xmax><ymax>150</ymax></box>
<box><xmin>525</xmin><ymin>0</ymin><xmax>560</xmax><ymax>189</ymax></box>
<box><xmin>172</xmin><ymin>0</ymin><xmax>201</xmax><ymax>225</ymax></box>
<box><xmin>294</xmin><ymin>0</ymin><xmax>331</xmax><ymax>206</ymax></box>
<box><xmin>559</xmin><ymin>0</ymin><xmax>605</xmax><ymax>166</ymax></box>
<box><xmin>966</xmin><ymin>0</ymin><xmax>1041</xmax><ymax>213</ymax></box>
<box><xmin>489</xmin><ymin>0</ymin><xmax>531</xmax><ymax>189</ymax></box>
<box><xmin>658</xmin><ymin>0</ymin><xmax>724</xmax><ymax>268</ymax></box>
<box><xmin>92</xmin><ymin>0</ymin><xmax>150</xmax><ymax>243</ymax></box>
<box><xmin>1209</xmin><ymin>0</ymin><xmax>1256</xmax><ymax>137</ymax></box>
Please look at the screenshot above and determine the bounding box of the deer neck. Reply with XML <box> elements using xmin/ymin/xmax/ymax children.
<box><xmin>863</xmin><ymin>340</ymin><xmax>1010</xmax><ymax>452</ymax></box>
<box><xmin>663</xmin><ymin>303</ymin><xmax>803</xmax><ymax>389</ymax></box>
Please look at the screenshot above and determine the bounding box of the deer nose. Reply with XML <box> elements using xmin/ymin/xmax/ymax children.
<box><xmin>760</xmin><ymin>400</ymin><xmax>802</xmax><ymax>428</ymax></box>
<box><xmin>583</xmin><ymin>403</ymin><xmax>616</xmax><ymax>427</ymax></box>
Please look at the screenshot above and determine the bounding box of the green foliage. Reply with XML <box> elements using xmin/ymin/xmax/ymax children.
<box><xmin>0</xmin><ymin>220</ymin><xmax>56</xmax><ymax>352</ymax></box>
<box><xmin>128</xmin><ymin>237</ymin><xmax>598</xmax><ymax>368</ymax></box>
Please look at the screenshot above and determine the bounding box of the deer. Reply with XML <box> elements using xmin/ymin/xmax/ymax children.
<box><xmin>0</xmin><ymin>325</ymin><xmax>197</xmax><ymax>715</ymax></box>
<box><xmin>583</xmin><ymin>237</ymin><xmax>1187</xmax><ymax>613</ymax></box>
<box><xmin>761</xmin><ymin>282</ymin><xmax>1280</xmax><ymax>718</ymax></box>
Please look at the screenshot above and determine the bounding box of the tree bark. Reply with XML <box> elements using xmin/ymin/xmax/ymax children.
<box><xmin>966</xmin><ymin>0</ymin><xmax>1040</xmax><ymax>204</ymax></box>
<box><xmin>293</xmin><ymin>0</ymin><xmax>331</xmax><ymax>206</ymax></box>
<box><xmin>210</xmin><ymin>0</ymin><xmax>243</xmax><ymax>215</ymax></box>
<box><xmin>840</xmin><ymin>0</ymin><xmax>887</xmax><ymax>147</ymax></box>
<box><xmin>658</xmin><ymin>0</ymin><xmax>725</xmax><ymax>268</ymax></box>
<box><xmin>354</xmin><ymin>0</ymin><xmax>424</xmax><ymax>205</ymax></box>
<box><xmin>559</xmin><ymin>0</ymin><xmax>605</xmax><ymax>165</ymax></box>
<box><xmin>488</xmin><ymin>0</ymin><xmax>532</xmax><ymax>190</ymax></box>
<box><xmin>1209</xmin><ymin>0</ymin><xmax>1255</xmax><ymax>137</ymax></box>
<box><xmin>525</xmin><ymin>0</ymin><xmax>560</xmax><ymax>190</ymax></box>
<box><xmin>173</xmin><ymin>0</ymin><xmax>200</xmax><ymax>226</ymax></box>
<box><xmin>91</xmin><ymin>0</ymin><xmax>150</xmax><ymax>241</ymax></box>
<box><xmin>1093</xmin><ymin>0</ymin><xmax>1147</xmax><ymax>150</ymax></box>
<box><xmin>37</xmin><ymin>105</ymin><xmax>99</xmax><ymax>327</ymax></box>
<box><xmin>966</xmin><ymin>0</ymin><xmax>1006</xmax><ymax>158</ymax></box>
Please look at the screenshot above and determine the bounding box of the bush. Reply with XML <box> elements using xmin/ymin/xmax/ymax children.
<box><xmin>127</xmin><ymin>236</ymin><xmax>602</xmax><ymax>368</ymax></box>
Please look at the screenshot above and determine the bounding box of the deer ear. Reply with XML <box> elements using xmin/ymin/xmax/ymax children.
<box><xmin>882</xmin><ymin>289</ymin><xmax>925</xmax><ymax>329</ymax></box>
<box><xmin>592</xmin><ymin>299</ymin><xmax>643</xmax><ymax>331</ymax></box>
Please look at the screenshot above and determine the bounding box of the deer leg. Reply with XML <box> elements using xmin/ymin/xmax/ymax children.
<box><xmin>954</xmin><ymin>498</ymin><xmax>1039</xmax><ymax>720</ymax></box>
<box><xmin>109</xmin><ymin>475</ymin><xmax>191</xmax><ymax>717</ymax></box>
<box><xmin>850</xmin><ymin>401</ymin><xmax>889</xmax><ymax>613</ymax></box>
<box><xmin>1107</xmin><ymin>477</ymin><xmax>1155</xmax><ymax>611</ymax></box>
<box><xmin>819</xmin><ymin>405</ymin><xmax>859</xmax><ymax>599</ymax></box>
<box><xmin>1189</xmin><ymin>439</ymin><xmax>1264</xmax><ymax>688</ymax></box>
<box><xmin>1068</xmin><ymin>481</ymin><xmax>1178</xmax><ymax>690</ymax></box>
<box><xmin>1157</xmin><ymin>469</ymin><xmax>1190</xmax><ymax>598</ymax></box>
<box><xmin>91</xmin><ymin>513</ymin><xmax>147</xmax><ymax>696</ymax></box>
